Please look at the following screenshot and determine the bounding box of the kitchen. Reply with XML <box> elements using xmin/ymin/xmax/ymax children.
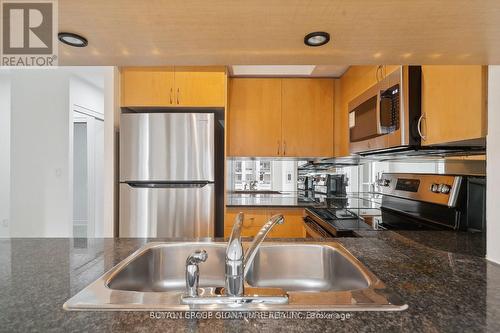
<box><xmin>1</xmin><ymin>1</ymin><xmax>500</xmax><ymax>332</ymax></box>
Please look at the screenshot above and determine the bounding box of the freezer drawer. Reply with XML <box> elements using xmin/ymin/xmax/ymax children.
<box><xmin>120</xmin><ymin>113</ymin><xmax>214</xmax><ymax>182</ymax></box>
<box><xmin>119</xmin><ymin>183</ymin><xmax>214</xmax><ymax>238</ymax></box>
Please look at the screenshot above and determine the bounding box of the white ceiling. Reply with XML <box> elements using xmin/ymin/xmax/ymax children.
<box><xmin>58</xmin><ymin>0</ymin><xmax>500</xmax><ymax>66</ymax></box>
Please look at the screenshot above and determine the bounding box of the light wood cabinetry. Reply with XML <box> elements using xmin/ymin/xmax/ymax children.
<box><xmin>225</xmin><ymin>207</ymin><xmax>306</xmax><ymax>238</ymax></box>
<box><xmin>282</xmin><ymin>79</ymin><xmax>334</xmax><ymax>157</ymax></box>
<box><xmin>421</xmin><ymin>65</ymin><xmax>487</xmax><ymax>146</ymax></box>
<box><xmin>120</xmin><ymin>66</ymin><xmax>226</xmax><ymax>107</ymax></box>
<box><xmin>227</xmin><ymin>79</ymin><xmax>282</xmax><ymax>156</ymax></box>
<box><xmin>336</xmin><ymin>66</ymin><xmax>400</xmax><ymax>156</ymax></box>
<box><xmin>173</xmin><ymin>67</ymin><xmax>226</xmax><ymax>107</ymax></box>
<box><xmin>121</xmin><ymin>67</ymin><xmax>175</xmax><ymax>107</ymax></box>
<box><xmin>228</xmin><ymin>78</ymin><xmax>335</xmax><ymax>157</ymax></box>
<box><xmin>336</xmin><ymin>65</ymin><xmax>487</xmax><ymax>155</ymax></box>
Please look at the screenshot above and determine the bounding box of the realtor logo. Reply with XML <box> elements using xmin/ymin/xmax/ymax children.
<box><xmin>1</xmin><ymin>0</ymin><xmax>58</xmax><ymax>66</ymax></box>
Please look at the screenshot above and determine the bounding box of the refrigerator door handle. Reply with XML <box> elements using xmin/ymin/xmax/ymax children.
<box><xmin>125</xmin><ymin>181</ymin><xmax>212</xmax><ymax>189</ymax></box>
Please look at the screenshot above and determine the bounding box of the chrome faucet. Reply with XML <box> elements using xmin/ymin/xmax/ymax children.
<box><xmin>225</xmin><ymin>213</ymin><xmax>244</xmax><ymax>296</ymax></box>
<box><xmin>224</xmin><ymin>212</ymin><xmax>284</xmax><ymax>297</ymax></box>
<box><xmin>181</xmin><ymin>213</ymin><xmax>288</xmax><ymax>305</ymax></box>
<box><xmin>185</xmin><ymin>250</ymin><xmax>208</xmax><ymax>297</ymax></box>
<box><xmin>243</xmin><ymin>214</ymin><xmax>284</xmax><ymax>277</ymax></box>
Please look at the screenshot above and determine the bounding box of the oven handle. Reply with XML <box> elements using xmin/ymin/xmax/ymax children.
<box><xmin>303</xmin><ymin>216</ymin><xmax>332</xmax><ymax>239</ymax></box>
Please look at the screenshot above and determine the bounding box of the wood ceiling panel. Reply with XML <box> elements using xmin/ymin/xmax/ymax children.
<box><xmin>58</xmin><ymin>0</ymin><xmax>500</xmax><ymax>65</ymax></box>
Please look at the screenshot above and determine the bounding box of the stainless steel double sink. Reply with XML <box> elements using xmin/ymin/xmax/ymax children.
<box><xmin>64</xmin><ymin>241</ymin><xmax>407</xmax><ymax>311</ymax></box>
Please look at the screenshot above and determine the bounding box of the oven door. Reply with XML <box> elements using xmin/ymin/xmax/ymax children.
<box><xmin>303</xmin><ymin>216</ymin><xmax>333</xmax><ymax>239</ymax></box>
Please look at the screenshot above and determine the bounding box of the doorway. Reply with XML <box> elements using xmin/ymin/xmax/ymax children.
<box><xmin>73</xmin><ymin>111</ymin><xmax>104</xmax><ymax>238</ymax></box>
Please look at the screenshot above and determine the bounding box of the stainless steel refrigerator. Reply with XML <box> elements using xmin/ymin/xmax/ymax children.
<box><xmin>119</xmin><ymin>112</ymin><xmax>215</xmax><ymax>238</ymax></box>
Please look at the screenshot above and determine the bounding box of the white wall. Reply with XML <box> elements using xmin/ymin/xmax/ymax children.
<box><xmin>70</xmin><ymin>76</ymin><xmax>104</xmax><ymax>114</ymax></box>
<box><xmin>103</xmin><ymin>67</ymin><xmax>119</xmax><ymax>238</ymax></box>
<box><xmin>487</xmin><ymin>66</ymin><xmax>500</xmax><ymax>264</ymax></box>
<box><xmin>9</xmin><ymin>70</ymin><xmax>72</xmax><ymax>237</ymax></box>
<box><xmin>0</xmin><ymin>73</ymin><xmax>11</xmax><ymax>237</ymax></box>
<box><xmin>2</xmin><ymin>67</ymin><xmax>112</xmax><ymax>238</ymax></box>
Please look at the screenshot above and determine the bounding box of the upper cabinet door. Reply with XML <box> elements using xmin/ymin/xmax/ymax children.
<box><xmin>121</xmin><ymin>67</ymin><xmax>174</xmax><ymax>107</ymax></box>
<box><xmin>281</xmin><ymin>79</ymin><xmax>334</xmax><ymax>157</ymax></box>
<box><xmin>228</xmin><ymin>79</ymin><xmax>282</xmax><ymax>157</ymax></box>
<box><xmin>421</xmin><ymin>66</ymin><xmax>487</xmax><ymax>146</ymax></box>
<box><xmin>173</xmin><ymin>67</ymin><xmax>226</xmax><ymax>107</ymax></box>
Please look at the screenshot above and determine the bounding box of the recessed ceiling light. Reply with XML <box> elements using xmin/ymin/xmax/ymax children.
<box><xmin>304</xmin><ymin>32</ymin><xmax>330</xmax><ymax>47</ymax></box>
<box><xmin>58</xmin><ymin>32</ymin><xmax>88</xmax><ymax>47</ymax></box>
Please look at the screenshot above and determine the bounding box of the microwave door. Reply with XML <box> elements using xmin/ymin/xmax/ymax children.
<box><xmin>119</xmin><ymin>182</ymin><xmax>214</xmax><ymax>238</ymax></box>
<box><xmin>120</xmin><ymin>113</ymin><xmax>214</xmax><ymax>182</ymax></box>
<box><xmin>349</xmin><ymin>95</ymin><xmax>380</xmax><ymax>143</ymax></box>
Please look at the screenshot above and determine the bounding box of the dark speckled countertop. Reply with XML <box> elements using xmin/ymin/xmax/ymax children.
<box><xmin>1</xmin><ymin>231</ymin><xmax>499</xmax><ymax>332</ymax></box>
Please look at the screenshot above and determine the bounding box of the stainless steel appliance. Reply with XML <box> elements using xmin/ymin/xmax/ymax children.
<box><xmin>377</xmin><ymin>173</ymin><xmax>485</xmax><ymax>231</ymax></box>
<box><xmin>119</xmin><ymin>112</ymin><xmax>215</xmax><ymax>238</ymax></box>
<box><xmin>349</xmin><ymin>66</ymin><xmax>422</xmax><ymax>155</ymax></box>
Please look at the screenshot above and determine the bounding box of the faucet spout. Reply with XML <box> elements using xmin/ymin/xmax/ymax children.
<box><xmin>225</xmin><ymin>212</ymin><xmax>244</xmax><ymax>296</ymax></box>
<box><xmin>244</xmin><ymin>214</ymin><xmax>284</xmax><ymax>277</ymax></box>
<box><xmin>224</xmin><ymin>213</ymin><xmax>285</xmax><ymax>297</ymax></box>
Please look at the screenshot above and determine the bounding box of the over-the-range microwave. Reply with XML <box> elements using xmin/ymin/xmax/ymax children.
<box><xmin>348</xmin><ymin>66</ymin><xmax>422</xmax><ymax>155</ymax></box>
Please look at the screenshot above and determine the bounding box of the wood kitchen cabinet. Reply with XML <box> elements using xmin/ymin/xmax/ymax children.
<box><xmin>336</xmin><ymin>65</ymin><xmax>487</xmax><ymax>155</ymax></box>
<box><xmin>121</xmin><ymin>67</ymin><xmax>175</xmax><ymax>107</ymax></box>
<box><xmin>173</xmin><ymin>67</ymin><xmax>226</xmax><ymax>107</ymax></box>
<box><xmin>224</xmin><ymin>207</ymin><xmax>306</xmax><ymax>238</ymax></box>
<box><xmin>228</xmin><ymin>79</ymin><xmax>282</xmax><ymax>156</ymax></box>
<box><xmin>228</xmin><ymin>78</ymin><xmax>335</xmax><ymax>157</ymax></box>
<box><xmin>421</xmin><ymin>65</ymin><xmax>487</xmax><ymax>146</ymax></box>
<box><xmin>120</xmin><ymin>66</ymin><xmax>226</xmax><ymax>107</ymax></box>
<box><xmin>282</xmin><ymin>79</ymin><xmax>334</xmax><ymax>157</ymax></box>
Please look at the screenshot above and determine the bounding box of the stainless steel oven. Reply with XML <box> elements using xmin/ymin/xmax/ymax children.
<box><xmin>349</xmin><ymin>66</ymin><xmax>422</xmax><ymax>154</ymax></box>
<box><xmin>377</xmin><ymin>173</ymin><xmax>485</xmax><ymax>232</ymax></box>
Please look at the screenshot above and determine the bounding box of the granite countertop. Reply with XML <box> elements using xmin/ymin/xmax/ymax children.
<box><xmin>226</xmin><ymin>191</ymin><xmax>319</xmax><ymax>208</ymax></box>
<box><xmin>1</xmin><ymin>232</ymin><xmax>499</xmax><ymax>332</ymax></box>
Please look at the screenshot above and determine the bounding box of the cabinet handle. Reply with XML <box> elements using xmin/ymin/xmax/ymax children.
<box><xmin>177</xmin><ymin>88</ymin><xmax>180</xmax><ymax>104</ymax></box>
<box><xmin>283</xmin><ymin>141</ymin><xmax>286</xmax><ymax>155</ymax></box>
<box><xmin>417</xmin><ymin>114</ymin><xmax>426</xmax><ymax>141</ymax></box>
<box><xmin>169</xmin><ymin>88</ymin><xmax>173</xmax><ymax>104</ymax></box>
<box><xmin>277</xmin><ymin>141</ymin><xmax>280</xmax><ymax>155</ymax></box>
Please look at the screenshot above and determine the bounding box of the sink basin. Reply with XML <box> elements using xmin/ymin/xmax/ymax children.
<box><xmin>107</xmin><ymin>243</ymin><xmax>226</xmax><ymax>292</ymax></box>
<box><xmin>246</xmin><ymin>244</ymin><xmax>369</xmax><ymax>292</ymax></box>
<box><xmin>64</xmin><ymin>241</ymin><xmax>407</xmax><ymax>311</ymax></box>
<box><xmin>231</xmin><ymin>190</ymin><xmax>282</xmax><ymax>195</ymax></box>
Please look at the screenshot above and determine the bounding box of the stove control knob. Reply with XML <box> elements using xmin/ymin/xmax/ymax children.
<box><xmin>430</xmin><ymin>183</ymin><xmax>440</xmax><ymax>193</ymax></box>
<box><xmin>440</xmin><ymin>184</ymin><xmax>451</xmax><ymax>194</ymax></box>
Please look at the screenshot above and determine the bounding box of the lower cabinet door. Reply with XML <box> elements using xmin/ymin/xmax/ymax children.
<box><xmin>224</xmin><ymin>208</ymin><xmax>306</xmax><ymax>238</ymax></box>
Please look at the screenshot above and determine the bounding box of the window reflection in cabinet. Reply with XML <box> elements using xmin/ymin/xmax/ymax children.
<box><xmin>228</xmin><ymin>160</ymin><xmax>298</xmax><ymax>192</ymax></box>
